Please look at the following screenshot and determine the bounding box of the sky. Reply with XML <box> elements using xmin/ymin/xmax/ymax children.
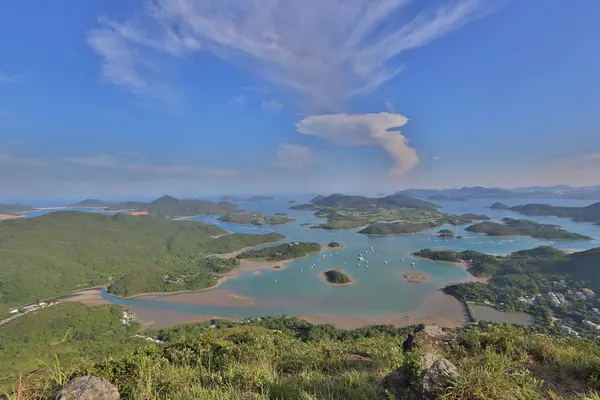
<box><xmin>1</xmin><ymin>0</ymin><xmax>599</xmax><ymax>201</ymax></box>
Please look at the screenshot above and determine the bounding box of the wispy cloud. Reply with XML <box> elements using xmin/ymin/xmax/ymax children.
<box><xmin>0</xmin><ymin>73</ymin><xmax>21</xmax><ymax>84</ymax></box>
<box><xmin>262</xmin><ymin>99</ymin><xmax>283</xmax><ymax>110</ymax></box>
<box><xmin>0</xmin><ymin>154</ymin><xmax>49</xmax><ymax>167</ymax></box>
<box><xmin>63</xmin><ymin>154</ymin><xmax>119</xmax><ymax>168</ymax></box>
<box><xmin>296</xmin><ymin>112</ymin><xmax>418</xmax><ymax>176</ymax></box>
<box><xmin>89</xmin><ymin>0</ymin><xmax>488</xmax><ymax>109</ymax></box>
<box><xmin>229</xmin><ymin>94</ymin><xmax>246</xmax><ymax>105</ymax></box>
<box><xmin>276</xmin><ymin>144</ymin><xmax>316</xmax><ymax>169</ymax></box>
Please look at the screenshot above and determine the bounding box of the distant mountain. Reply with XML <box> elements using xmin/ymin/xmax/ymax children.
<box><xmin>218</xmin><ymin>195</ymin><xmax>275</xmax><ymax>202</ymax></box>
<box><xmin>395</xmin><ymin>185</ymin><xmax>600</xmax><ymax>200</ymax></box>
<box><xmin>309</xmin><ymin>195</ymin><xmax>326</xmax><ymax>203</ymax></box>
<box><xmin>0</xmin><ymin>204</ymin><xmax>34</xmax><ymax>214</ymax></box>
<box><xmin>497</xmin><ymin>202</ymin><xmax>600</xmax><ymax>225</ymax></box>
<box><xmin>105</xmin><ymin>195</ymin><xmax>240</xmax><ymax>218</ymax></box>
<box><xmin>72</xmin><ymin>199</ymin><xmax>107</xmax><ymax>207</ymax></box>
<box><xmin>465</xmin><ymin>217</ymin><xmax>592</xmax><ymax>240</ymax></box>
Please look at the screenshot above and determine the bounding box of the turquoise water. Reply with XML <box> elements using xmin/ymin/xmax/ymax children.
<box><xmin>81</xmin><ymin>197</ymin><xmax>600</xmax><ymax>321</ymax></box>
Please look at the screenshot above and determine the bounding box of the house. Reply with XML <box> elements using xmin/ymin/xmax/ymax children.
<box><xmin>582</xmin><ymin>288</ymin><xmax>596</xmax><ymax>298</ymax></box>
<box><xmin>8</xmin><ymin>309</ymin><xmax>19</xmax><ymax>314</ymax></box>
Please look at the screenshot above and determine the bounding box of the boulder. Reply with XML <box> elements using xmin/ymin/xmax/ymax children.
<box><xmin>55</xmin><ymin>376</ymin><xmax>120</xmax><ymax>400</ymax></box>
<box><xmin>420</xmin><ymin>353</ymin><xmax>460</xmax><ymax>399</ymax></box>
<box><xmin>403</xmin><ymin>325</ymin><xmax>452</xmax><ymax>352</ymax></box>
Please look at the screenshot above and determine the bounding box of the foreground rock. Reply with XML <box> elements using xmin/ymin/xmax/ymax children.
<box><xmin>382</xmin><ymin>325</ymin><xmax>460</xmax><ymax>399</ymax></box>
<box><xmin>55</xmin><ymin>376</ymin><xmax>120</xmax><ymax>400</ymax></box>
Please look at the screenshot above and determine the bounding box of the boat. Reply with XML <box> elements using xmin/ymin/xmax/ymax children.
<box><xmin>384</xmin><ymin>261</ymin><xmax>388</xmax><ymax>264</ymax></box>
<box><xmin>358</xmin><ymin>256</ymin><xmax>364</xmax><ymax>261</ymax></box>
<box><xmin>401</xmin><ymin>258</ymin><xmax>404</xmax><ymax>262</ymax></box>
<box><xmin>410</xmin><ymin>262</ymin><xmax>415</xmax><ymax>266</ymax></box>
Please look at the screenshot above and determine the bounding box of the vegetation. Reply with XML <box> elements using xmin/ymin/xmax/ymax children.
<box><xmin>0</xmin><ymin>204</ymin><xmax>33</xmax><ymax>214</ymax></box>
<box><xmin>438</xmin><ymin>229</ymin><xmax>456</xmax><ymax>238</ymax></box>
<box><xmin>0</xmin><ymin>212</ymin><xmax>283</xmax><ymax>307</ymax></box>
<box><xmin>328</xmin><ymin>241</ymin><xmax>342</xmax><ymax>248</ymax></box>
<box><xmin>105</xmin><ymin>195</ymin><xmax>240</xmax><ymax>217</ymax></box>
<box><xmin>359</xmin><ymin>221</ymin><xmax>436</xmax><ymax>235</ymax></box>
<box><xmin>6</xmin><ymin>317</ymin><xmax>600</xmax><ymax>399</ymax></box>
<box><xmin>466</xmin><ymin>217</ymin><xmax>592</xmax><ymax>240</ymax></box>
<box><xmin>0</xmin><ymin>303</ymin><xmax>139</xmax><ymax>390</ymax></box>
<box><xmin>323</xmin><ymin>269</ymin><xmax>352</xmax><ymax>284</ymax></box>
<box><xmin>419</xmin><ymin>246</ymin><xmax>600</xmax><ymax>335</ymax></box>
<box><xmin>237</xmin><ymin>242</ymin><xmax>321</xmax><ymax>261</ymax></box>
<box><xmin>493</xmin><ymin>201</ymin><xmax>600</xmax><ymax>225</ymax></box>
<box><xmin>218</xmin><ymin>212</ymin><xmax>295</xmax><ymax>225</ymax></box>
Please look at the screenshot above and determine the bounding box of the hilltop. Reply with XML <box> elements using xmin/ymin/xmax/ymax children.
<box><xmin>0</xmin><ymin>211</ymin><xmax>283</xmax><ymax>307</ymax></box>
<box><xmin>218</xmin><ymin>212</ymin><xmax>295</xmax><ymax>225</ymax></box>
<box><xmin>71</xmin><ymin>198</ymin><xmax>107</xmax><ymax>207</ymax></box>
<box><xmin>105</xmin><ymin>195</ymin><xmax>240</xmax><ymax>217</ymax></box>
<box><xmin>4</xmin><ymin>311</ymin><xmax>600</xmax><ymax>399</ymax></box>
<box><xmin>491</xmin><ymin>201</ymin><xmax>600</xmax><ymax>225</ymax></box>
<box><xmin>465</xmin><ymin>217</ymin><xmax>593</xmax><ymax>240</ymax></box>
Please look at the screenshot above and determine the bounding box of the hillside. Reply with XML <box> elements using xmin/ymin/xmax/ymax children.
<box><xmin>302</xmin><ymin>193</ymin><xmax>440</xmax><ymax>211</ymax></box>
<box><xmin>495</xmin><ymin>201</ymin><xmax>600</xmax><ymax>225</ymax></box>
<box><xmin>104</xmin><ymin>195</ymin><xmax>240</xmax><ymax>217</ymax></box>
<box><xmin>71</xmin><ymin>198</ymin><xmax>107</xmax><ymax>207</ymax></box>
<box><xmin>0</xmin><ymin>203</ymin><xmax>34</xmax><ymax>214</ymax></box>
<box><xmin>237</xmin><ymin>242</ymin><xmax>321</xmax><ymax>261</ymax></box>
<box><xmin>5</xmin><ymin>313</ymin><xmax>600</xmax><ymax>399</ymax></box>
<box><xmin>540</xmin><ymin>247</ymin><xmax>600</xmax><ymax>288</ymax></box>
<box><xmin>465</xmin><ymin>217</ymin><xmax>592</xmax><ymax>240</ymax></box>
<box><xmin>0</xmin><ymin>211</ymin><xmax>283</xmax><ymax>307</ymax></box>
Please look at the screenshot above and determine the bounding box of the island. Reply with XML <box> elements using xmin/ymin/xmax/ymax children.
<box><xmin>490</xmin><ymin>201</ymin><xmax>600</xmax><ymax>225</ymax></box>
<box><xmin>105</xmin><ymin>195</ymin><xmax>240</xmax><ymax>218</ymax></box>
<box><xmin>218</xmin><ymin>212</ymin><xmax>295</xmax><ymax>225</ymax></box>
<box><xmin>437</xmin><ymin>229</ymin><xmax>455</xmax><ymax>238</ymax></box>
<box><xmin>292</xmin><ymin>193</ymin><xmax>491</xmax><ymax>234</ymax></box>
<box><xmin>327</xmin><ymin>241</ymin><xmax>342</xmax><ymax>248</ymax></box>
<box><xmin>71</xmin><ymin>199</ymin><xmax>108</xmax><ymax>207</ymax></box>
<box><xmin>236</xmin><ymin>242</ymin><xmax>321</xmax><ymax>261</ymax></box>
<box><xmin>0</xmin><ymin>211</ymin><xmax>285</xmax><ymax>306</ymax></box>
<box><xmin>219</xmin><ymin>195</ymin><xmax>275</xmax><ymax>202</ymax></box>
<box><xmin>465</xmin><ymin>217</ymin><xmax>592</xmax><ymax>240</ymax></box>
<box><xmin>321</xmin><ymin>269</ymin><xmax>352</xmax><ymax>285</ymax></box>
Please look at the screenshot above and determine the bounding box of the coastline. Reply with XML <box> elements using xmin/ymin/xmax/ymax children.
<box><xmin>410</xmin><ymin>252</ymin><xmax>490</xmax><ymax>283</ymax></box>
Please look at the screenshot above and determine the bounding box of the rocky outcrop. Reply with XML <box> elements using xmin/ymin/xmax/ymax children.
<box><xmin>55</xmin><ymin>376</ymin><xmax>120</xmax><ymax>400</ymax></box>
<box><xmin>382</xmin><ymin>325</ymin><xmax>460</xmax><ymax>399</ymax></box>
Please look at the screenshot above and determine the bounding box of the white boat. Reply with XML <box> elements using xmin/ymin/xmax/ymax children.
<box><xmin>358</xmin><ymin>256</ymin><xmax>364</xmax><ymax>261</ymax></box>
<box><xmin>401</xmin><ymin>258</ymin><xmax>404</xmax><ymax>262</ymax></box>
<box><xmin>384</xmin><ymin>261</ymin><xmax>388</xmax><ymax>264</ymax></box>
<box><xmin>311</xmin><ymin>265</ymin><xmax>314</xmax><ymax>268</ymax></box>
<box><xmin>410</xmin><ymin>262</ymin><xmax>415</xmax><ymax>266</ymax></box>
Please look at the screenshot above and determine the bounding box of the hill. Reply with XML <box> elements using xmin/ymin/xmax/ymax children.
<box><xmin>219</xmin><ymin>195</ymin><xmax>275</xmax><ymax>202</ymax></box>
<box><xmin>495</xmin><ymin>201</ymin><xmax>600</xmax><ymax>225</ymax></box>
<box><xmin>304</xmin><ymin>193</ymin><xmax>440</xmax><ymax>211</ymax></box>
<box><xmin>540</xmin><ymin>247</ymin><xmax>600</xmax><ymax>288</ymax></box>
<box><xmin>105</xmin><ymin>195</ymin><xmax>240</xmax><ymax>217</ymax></box>
<box><xmin>0</xmin><ymin>211</ymin><xmax>283</xmax><ymax>307</ymax></box>
<box><xmin>465</xmin><ymin>217</ymin><xmax>592</xmax><ymax>240</ymax></box>
<box><xmin>0</xmin><ymin>203</ymin><xmax>34</xmax><ymax>214</ymax></box>
<box><xmin>5</xmin><ymin>315</ymin><xmax>600</xmax><ymax>399</ymax></box>
<box><xmin>71</xmin><ymin>199</ymin><xmax>107</xmax><ymax>207</ymax></box>
<box><xmin>397</xmin><ymin>185</ymin><xmax>600</xmax><ymax>200</ymax></box>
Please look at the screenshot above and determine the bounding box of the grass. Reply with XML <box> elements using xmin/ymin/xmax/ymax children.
<box><xmin>5</xmin><ymin>323</ymin><xmax>600</xmax><ymax>399</ymax></box>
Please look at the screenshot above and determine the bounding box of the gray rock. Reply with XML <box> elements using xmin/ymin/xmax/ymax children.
<box><xmin>55</xmin><ymin>376</ymin><xmax>120</xmax><ymax>400</ymax></box>
<box><xmin>420</xmin><ymin>353</ymin><xmax>460</xmax><ymax>399</ymax></box>
<box><xmin>402</xmin><ymin>325</ymin><xmax>452</xmax><ymax>352</ymax></box>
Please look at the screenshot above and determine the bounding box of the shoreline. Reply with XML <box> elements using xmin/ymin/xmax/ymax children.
<box><xmin>410</xmin><ymin>252</ymin><xmax>490</xmax><ymax>283</ymax></box>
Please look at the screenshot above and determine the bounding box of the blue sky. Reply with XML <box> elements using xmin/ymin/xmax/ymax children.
<box><xmin>1</xmin><ymin>0</ymin><xmax>599</xmax><ymax>200</ymax></box>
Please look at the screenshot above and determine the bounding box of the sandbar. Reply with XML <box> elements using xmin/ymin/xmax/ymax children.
<box><xmin>61</xmin><ymin>288</ymin><xmax>111</xmax><ymax>307</ymax></box>
<box><xmin>404</xmin><ymin>271</ymin><xmax>430</xmax><ymax>284</ymax></box>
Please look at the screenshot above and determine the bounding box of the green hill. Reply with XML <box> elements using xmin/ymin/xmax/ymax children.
<box><xmin>540</xmin><ymin>247</ymin><xmax>600</xmax><ymax>288</ymax></box>
<box><xmin>104</xmin><ymin>195</ymin><xmax>240</xmax><ymax>217</ymax></box>
<box><xmin>71</xmin><ymin>199</ymin><xmax>107</xmax><ymax>207</ymax></box>
<box><xmin>493</xmin><ymin>201</ymin><xmax>600</xmax><ymax>225</ymax></box>
<box><xmin>0</xmin><ymin>212</ymin><xmax>283</xmax><ymax>307</ymax></box>
<box><xmin>465</xmin><ymin>217</ymin><xmax>592</xmax><ymax>240</ymax></box>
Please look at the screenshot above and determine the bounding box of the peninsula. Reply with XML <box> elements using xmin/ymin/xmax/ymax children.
<box><xmin>218</xmin><ymin>212</ymin><xmax>295</xmax><ymax>225</ymax></box>
<box><xmin>465</xmin><ymin>217</ymin><xmax>592</xmax><ymax>240</ymax></box>
<box><xmin>0</xmin><ymin>203</ymin><xmax>34</xmax><ymax>220</ymax></box>
<box><xmin>321</xmin><ymin>269</ymin><xmax>352</xmax><ymax>285</ymax></box>
<box><xmin>491</xmin><ymin>201</ymin><xmax>600</xmax><ymax>225</ymax></box>
<box><xmin>236</xmin><ymin>242</ymin><xmax>321</xmax><ymax>261</ymax></box>
<box><xmin>105</xmin><ymin>195</ymin><xmax>240</xmax><ymax>218</ymax></box>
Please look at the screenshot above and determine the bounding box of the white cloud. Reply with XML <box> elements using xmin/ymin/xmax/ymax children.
<box><xmin>64</xmin><ymin>154</ymin><xmax>118</xmax><ymax>168</ymax></box>
<box><xmin>262</xmin><ymin>99</ymin><xmax>283</xmax><ymax>110</ymax></box>
<box><xmin>89</xmin><ymin>0</ymin><xmax>488</xmax><ymax>108</ymax></box>
<box><xmin>276</xmin><ymin>144</ymin><xmax>316</xmax><ymax>169</ymax></box>
<box><xmin>296</xmin><ymin>112</ymin><xmax>418</xmax><ymax>175</ymax></box>
<box><xmin>0</xmin><ymin>154</ymin><xmax>48</xmax><ymax>167</ymax></box>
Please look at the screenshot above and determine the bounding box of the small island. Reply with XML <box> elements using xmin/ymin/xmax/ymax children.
<box><xmin>404</xmin><ymin>271</ymin><xmax>430</xmax><ymax>284</ymax></box>
<box><xmin>218</xmin><ymin>212</ymin><xmax>295</xmax><ymax>226</ymax></box>
<box><xmin>328</xmin><ymin>241</ymin><xmax>342</xmax><ymax>248</ymax></box>
<box><xmin>321</xmin><ymin>269</ymin><xmax>353</xmax><ymax>285</ymax></box>
<box><xmin>437</xmin><ymin>229</ymin><xmax>456</xmax><ymax>238</ymax></box>
<box><xmin>465</xmin><ymin>218</ymin><xmax>592</xmax><ymax>240</ymax></box>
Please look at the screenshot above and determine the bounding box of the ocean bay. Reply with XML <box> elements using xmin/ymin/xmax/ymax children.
<box><xmin>67</xmin><ymin>196</ymin><xmax>600</xmax><ymax>329</ymax></box>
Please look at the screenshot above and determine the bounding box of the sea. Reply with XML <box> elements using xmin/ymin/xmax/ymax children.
<box><xmin>20</xmin><ymin>197</ymin><xmax>600</xmax><ymax>326</ymax></box>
